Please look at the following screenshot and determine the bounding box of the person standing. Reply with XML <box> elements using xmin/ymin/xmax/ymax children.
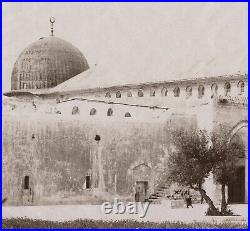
<box><xmin>187</xmin><ymin>193</ymin><xmax>193</xmax><ymax>208</ymax></box>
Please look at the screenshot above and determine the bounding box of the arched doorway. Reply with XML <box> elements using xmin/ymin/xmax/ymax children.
<box><xmin>227</xmin><ymin>121</ymin><xmax>248</xmax><ymax>204</ymax></box>
<box><xmin>128</xmin><ymin>161</ymin><xmax>153</xmax><ymax>202</ymax></box>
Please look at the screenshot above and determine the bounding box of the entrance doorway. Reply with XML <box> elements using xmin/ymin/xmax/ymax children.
<box><xmin>228</xmin><ymin>166</ymin><xmax>245</xmax><ymax>203</ymax></box>
<box><xmin>85</xmin><ymin>175</ymin><xmax>91</xmax><ymax>189</ymax></box>
<box><xmin>135</xmin><ymin>181</ymin><xmax>148</xmax><ymax>202</ymax></box>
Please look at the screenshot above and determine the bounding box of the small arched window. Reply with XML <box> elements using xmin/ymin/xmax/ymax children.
<box><xmin>72</xmin><ymin>106</ymin><xmax>80</xmax><ymax>115</ymax></box>
<box><xmin>90</xmin><ymin>108</ymin><xmax>97</xmax><ymax>116</ymax></box>
<box><xmin>161</xmin><ymin>87</ymin><xmax>168</xmax><ymax>96</ymax></box>
<box><xmin>138</xmin><ymin>89</ymin><xmax>144</xmax><ymax>97</ymax></box>
<box><xmin>238</xmin><ymin>81</ymin><xmax>245</xmax><ymax>95</ymax></box>
<box><xmin>173</xmin><ymin>87</ymin><xmax>180</xmax><ymax>97</ymax></box>
<box><xmin>125</xmin><ymin>112</ymin><xmax>131</xmax><ymax>117</ymax></box>
<box><xmin>211</xmin><ymin>83</ymin><xmax>218</xmax><ymax>98</ymax></box>
<box><xmin>198</xmin><ymin>85</ymin><xmax>205</xmax><ymax>99</ymax></box>
<box><xmin>127</xmin><ymin>91</ymin><xmax>132</xmax><ymax>97</ymax></box>
<box><xmin>105</xmin><ymin>92</ymin><xmax>111</xmax><ymax>98</ymax></box>
<box><xmin>186</xmin><ymin>86</ymin><xmax>192</xmax><ymax>98</ymax></box>
<box><xmin>150</xmin><ymin>89</ymin><xmax>156</xmax><ymax>97</ymax></box>
<box><xmin>116</xmin><ymin>91</ymin><xmax>121</xmax><ymax>98</ymax></box>
<box><xmin>224</xmin><ymin>82</ymin><xmax>231</xmax><ymax>96</ymax></box>
<box><xmin>107</xmin><ymin>108</ymin><xmax>113</xmax><ymax>116</ymax></box>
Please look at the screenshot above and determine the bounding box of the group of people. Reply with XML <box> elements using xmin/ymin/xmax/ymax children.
<box><xmin>168</xmin><ymin>189</ymin><xmax>194</xmax><ymax>208</ymax></box>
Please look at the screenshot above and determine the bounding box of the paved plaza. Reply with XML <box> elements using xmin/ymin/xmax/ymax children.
<box><xmin>2</xmin><ymin>203</ymin><xmax>247</xmax><ymax>224</ymax></box>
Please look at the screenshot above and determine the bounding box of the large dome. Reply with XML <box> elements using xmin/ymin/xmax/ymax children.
<box><xmin>11</xmin><ymin>36</ymin><xmax>89</xmax><ymax>90</ymax></box>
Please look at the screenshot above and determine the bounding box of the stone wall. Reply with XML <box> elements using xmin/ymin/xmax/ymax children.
<box><xmin>2</xmin><ymin>109</ymin><xmax>196</xmax><ymax>206</ymax></box>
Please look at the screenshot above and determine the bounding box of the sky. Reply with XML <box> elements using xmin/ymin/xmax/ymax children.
<box><xmin>2</xmin><ymin>3</ymin><xmax>248</xmax><ymax>92</ymax></box>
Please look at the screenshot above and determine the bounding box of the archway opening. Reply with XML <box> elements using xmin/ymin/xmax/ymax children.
<box><xmin>227</xmin><ymin>123</ymin><xmax>248</xmax><ymax>204</ymax></box>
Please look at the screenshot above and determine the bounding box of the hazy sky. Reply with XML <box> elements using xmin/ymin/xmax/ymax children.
<box><xmin>2</xmin><ymin>3</ymin><xmax>248</xmax><ymax>92</ymax></box>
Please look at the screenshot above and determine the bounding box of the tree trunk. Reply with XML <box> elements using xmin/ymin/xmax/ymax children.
<box><xmin>198</xmin><ymin>188</ymin><xmax>220</xmax><ymax>216</ymax></box>
<box><xmin>221</xmin><ymin>183</ymin><xmax>227</xmax><ymax>213</ymax></box>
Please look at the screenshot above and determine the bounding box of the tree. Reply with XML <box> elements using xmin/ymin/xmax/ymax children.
<box><xmin>167</xmin><ymin>127</ymin><xmax>220</xmax><ymax>215</ymax></box>
<box><xmin>210</xmin><ymin>125</ymin><xmax>245</xmax><ymax>214</ymax></box>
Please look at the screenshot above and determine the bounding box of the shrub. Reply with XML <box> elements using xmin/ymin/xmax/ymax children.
<box><xmin>218</xmin><ymin>98</ymin><xmax>228</xmax><ymax>104</ymax></box>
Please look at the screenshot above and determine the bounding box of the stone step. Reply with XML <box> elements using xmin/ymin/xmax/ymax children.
<box><xmin>149</xmin><ymin>196</ymin><xmax>159</xmax><ymax>199</ymax></box>
<box><xmin>155</xmin><ymin>194</ymin><xmax>165</xmax><ymax>197</ymax></box>
<box><xmin>148</xmin><ymin>198</ymin><xmax>162</xmax><ymax>204</ymax></box>
<box><xmin>158</xmin><ymin>186</ymin><xmax>169</xmax><ymax>189</ymax></box>
<box><xmin>156</xmin><ymin>189</ymin><xmax>165</xmax><ymax>193</ymax></box>
<box><xmin>155</xmin><ymin>191</ymin><xmax>165</xmax><ymax>194</ymax></box>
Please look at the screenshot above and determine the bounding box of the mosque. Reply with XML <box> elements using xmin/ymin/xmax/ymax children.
<box><xmin>2</xmin><ymin>18</ymin><xmax>248</xmax><ymax>206</ymax></box>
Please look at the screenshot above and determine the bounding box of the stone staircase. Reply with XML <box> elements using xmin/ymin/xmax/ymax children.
<box><xmin>145</xmin><ymin>185</ymin><xmax>171</xmax><ymax>203</ymax></box>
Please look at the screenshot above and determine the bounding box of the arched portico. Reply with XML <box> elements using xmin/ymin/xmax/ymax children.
<box><xmin>228</xmin><ymin>120</ymin><xmax>248</xmax><ymax>203</ymax></box>
<box><xmin>228</xmin><ymin>120</ymin><xmax>248</xmax><ymax>143</ymax></box>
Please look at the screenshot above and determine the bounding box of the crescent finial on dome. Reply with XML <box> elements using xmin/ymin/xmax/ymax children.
<box><xmin>50</xmin><ymin>17</ymin><xmax>55</xmax><ymax>36</ymax></box>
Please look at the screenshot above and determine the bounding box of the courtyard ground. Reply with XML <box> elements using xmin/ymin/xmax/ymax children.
<box><xmin>2</xmin><ymin>203</ymin><xmax>247</xmax><ymax>225</ymax></box>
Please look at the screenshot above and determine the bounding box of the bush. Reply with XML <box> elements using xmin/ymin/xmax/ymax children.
<box><xmin>2</xmin><ymin>218</ymin><xmax>247</xmax><ymax>229</ymax></box>
<box><xmin>218</xmin><ymin>98</ymin><xmax>228</xmax><ymax>104</ymax></box>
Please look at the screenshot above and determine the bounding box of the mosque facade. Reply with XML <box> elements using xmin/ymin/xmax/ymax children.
<box><xmin>2</xmin><ymin>21</ymin><xmax>248</xmax><ymax>206</ymax></box>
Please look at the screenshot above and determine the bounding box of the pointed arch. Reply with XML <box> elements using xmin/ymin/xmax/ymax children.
<box><xmin>125</xmin><ymin>112</ymin><xmax>131</xmax><ymax>117</ymax></box>
<box><xmin>173</xmin><ymin>87</ymin><xmax>180</xmax><ymax>97</ymax></box>
<box><xmin>224</xmin><ymin>82</ymin><xmax>231</xmax><ymax>96</ymax></box>
<box><xmin>138</xmin><ymin>89</ymin><xmax>144</xmax><ymax>97</ymax></box>
<box><xmin>116</xmin><ymin>91</ymin><xmax>121</xmax><ymax>98</ymax></box>
<box><xmin>107</xmin><ymin>108</ymin><xmax>113</xmax><ymax>116</ymax></box>
<box><xmin>161</xmin><ymin>87</ymin><xmax>168</xmax><ymax>96</ymax></box>
<box><xmin>198</xmin><ymin>85</ymin><xmax>205</xmax><ymax>98</ymax></box>
<box><xmin>105</xmin><ymin>92</ymin><xmax>111</xmax><ymax>98</ymax></box>
<box><xmin>90</xmin><ymin>108</ymin><xmax>97</xmax><ymax>116</ymax></box>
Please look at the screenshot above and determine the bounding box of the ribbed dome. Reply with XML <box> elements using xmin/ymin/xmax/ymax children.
<box><xmin>11</xmin><ymin>37</ymin><xmax>89</xmax><ymax>90</ymax></box>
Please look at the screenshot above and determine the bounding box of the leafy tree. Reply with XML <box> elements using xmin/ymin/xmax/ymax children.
<box><xmin>167</xmin><ymin>128</ymin><xmax>220</xmax><ymax>215</ymax></box>
<box><xmin>211</xmin><ymin>125</ymin><xmax>245</xmax><ymax>214</ymax></box>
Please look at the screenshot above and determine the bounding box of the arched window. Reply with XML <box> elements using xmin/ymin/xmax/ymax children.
<box><xmin>173</xmin><ymin>87</ymin><xmax>180</xmax><ymax>97</ymax></box>
<box><xmin>107</xmin><ymin>108</ymin><xmax>113</xmax><ymax>116</ymax></box>
<box><xmin>105</xmin><ymin>92</ymin><xmax>111</xmax><ymax>98</ymax></box>
<box><xmin>116</xmin><ymin>91</ymin><xmax>121</xmax><ymax>98</ymax></box>
<box><xmin>238</xmin><ymin>81</ymin><xmax>245</xmax><ymax>95</ymax></box>
<box><xmin>138</xmin><ymin>89</ymin><xmax>144</xmax><ymax>97</ymax></box>
<box><xmin>125</xmin><ymin>112</ymin><xmax>131</xmax><ymax>117</ymax></box>
<box><xmin>161</xmin><ymin>87</ymin><xmax>168</xmax><ymax>96</ymax></box>
<box><xmin>72</xmin><ymin>106</ymin><xmax>80</xmax><ymax>115</ymax></box>
<box><xmin>198</xmin><ymin>85</ymin><xmax>205</xmax><ymax>99</ymax></box>
<box><xmin>90</xmin><ymin>108</ymin><xmax>97</xmax><ymax>116</ymax></box>
<box><xmin>211</xmin><ymin>83</ymin><xmax>218</xmax><ymax>98</ymax></box>
<box><xmin>186</xmin><ymin>86</ymin><xmax>192</xmax><ymax>98</ymax></box>
<box><xmin>127</xmin><ymin>91</ymin><xmax>132</xmax><ymax>97</ymax></box>
<box><xmin>150</xmin><ymin>89</ymin><xmax>156</xmax><ymax>97</ymax></box>
<box><xmin>224</xmin><ymin>82</ymin><xmax>231</xmax><ymax>96</ymax></box>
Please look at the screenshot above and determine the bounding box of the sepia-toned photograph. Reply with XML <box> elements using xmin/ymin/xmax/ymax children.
<box><xmin>2</xmin><ymin>2</ymin><xmax>248</xmax><ymax>228</ymax></box>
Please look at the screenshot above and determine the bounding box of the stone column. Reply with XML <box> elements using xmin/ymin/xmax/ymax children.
<box><xmin>97</xmin><ymin>143</ymin><xmax>105</xmax><ymax>191</ymax></box>
<box><xmin>94</xmin><ymin>135</ymin><xmax>105</xmax><ymax>192</ymax></box>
